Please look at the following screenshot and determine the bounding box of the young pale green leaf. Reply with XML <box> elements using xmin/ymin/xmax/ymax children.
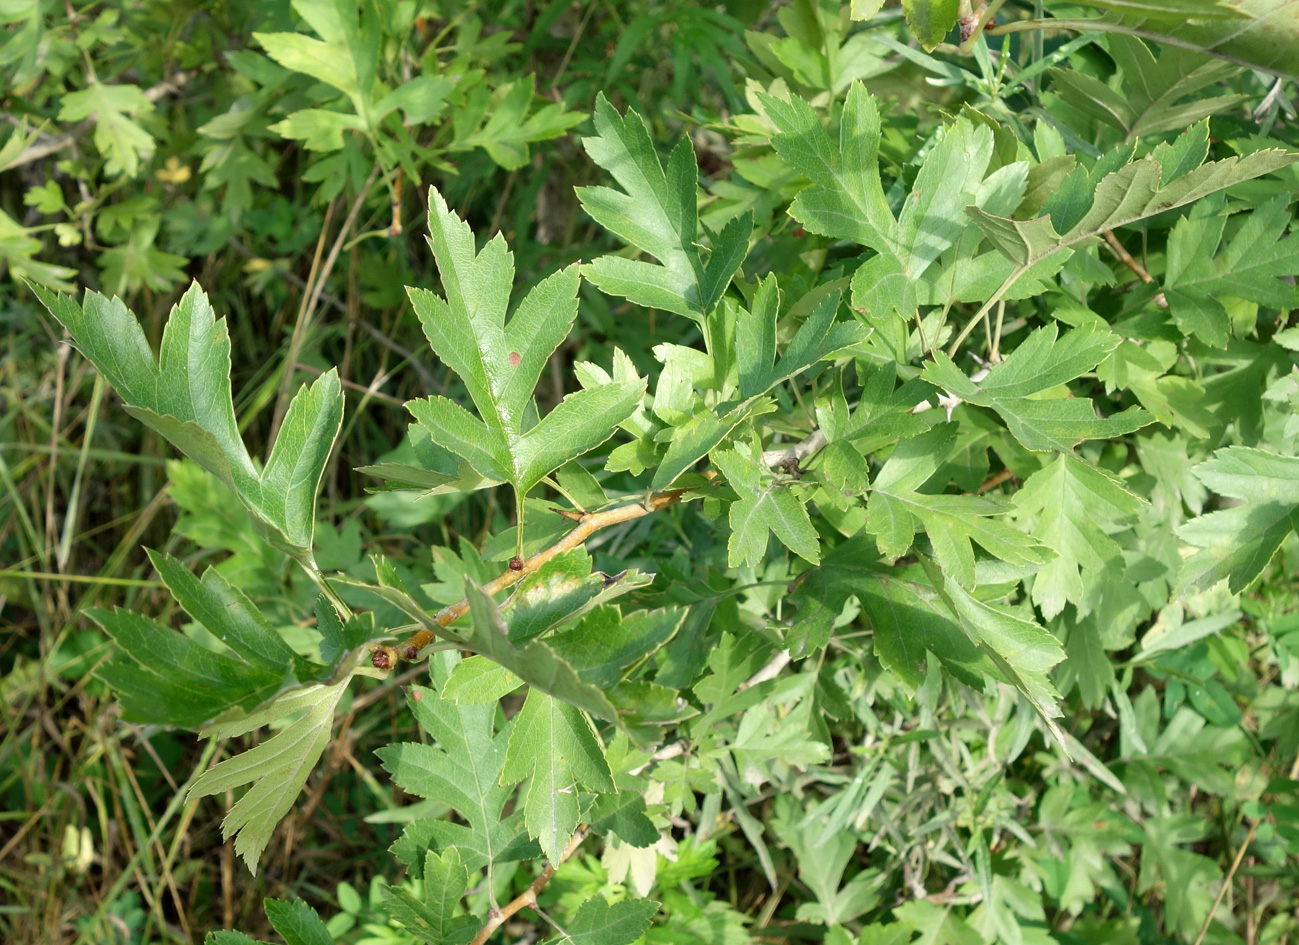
<box><xmin>453</xmin><ymin>76</ymin><xmax>586</xmax><ymax>170</ymax></box>
<box><xmin>501</xmin><ymin>688</ymin><xmax>616</xmax><ymax>863</ymax></box>
<box><xmin>1014</xmin><ymin>456</ymin><xmax>1146</xmax><ymax>619</ymax></box>
<box><xmin>377</xmin><ymin>669</ymin><xmax>518</xmax><ymax>874</ymax></box>
<box><xmin>1176</xmin><ymin>447</ymin><xmax>1299</xmax><ymax>594</ymax></box>
<box><xmin>714</xmin><ymin>447</ymin><xmax>821</xmax><ymax>567</ymax></box>
<box><xmin>253</xmin><ymin>0</ymin><xmax>379</xmax><ymax>117</ymax></box>
<box><xmin>577</xmin><ymin>95</ymin><xmax>752</xmax><ymax>321</ymax></box>
<box><xmin>34</xmin><ymin>283</ymin><xmax>343</xmax><ymax>559</ymax></box>
<box><xmin>188</xmin><ymin>677</ymin><xmax>349</xmax><ymax>874</ymax></box>
<box><xmin>409</xmin><ymin>189</ymin><xmax>644</xmax><ymax>498</ymax></box>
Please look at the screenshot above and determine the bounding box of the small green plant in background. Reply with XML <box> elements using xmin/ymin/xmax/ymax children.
<box><xmin>6</xmin><ymin>1</ymin><xmax>1299</xmax><ymax>944</ymax></box>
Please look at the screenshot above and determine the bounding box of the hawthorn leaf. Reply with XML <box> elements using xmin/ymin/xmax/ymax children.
<box><xmin>935</xmin><ymin>572</ymin><xmax>1067</xmax><ymax>745</ymax></box>
<box><xmin>553</xmin><ymin>896</ymin><xmax>659</xmax><ymax>945</ymax></box>
<box><xmin>578</xmin><ymin>94</ymin><xmax>752</xmax><ymax>321</ymax></box>
<box><xmin>903</xmin><ymin>0</ymin><xmax>959</xmax><ymax>48</ymax></box>
<box><xmin>1165</xmin><ymin>194</ymin><xmax>1299</xmax><ymax>346</ymax></box>
<box><xmin>57</xmin><ymin>82</ymin><xmax>156</xmax><ymax>176</ymax></box>
<box><xmin>548</xmin><ymin>606</ymin><xmax>686</xmax><ymax>689</ymax></box>
<box><xmin>867</xmin><ymin>490</ymin><xmax>1053</xmax><ymax>588</ymax></box>
<box><xmin>758</xmin><ymin>82</ymin><xmax>893</xmax><ymax>251</ymax></box>
<box><xmin>262</xmin><ymin>899</ymin><xmax>334</xmax><ymax>945</ymax></box>
<box><xmin>454</xmin><ymin>76</ymin><xmax>586</xmax><ymax>170</ymax></box>
<box><xmin>714</xmin><ymin>446</ymin><xmax>820</xmax><ymax>567</ymax></box>
<box><xmin>188</xmin><ymin>676</ymin><xmax>349</xmax><ymax>874</ymax></box>
<box><xmin>501</xmin><ymin>688</ymin><xmax>616</xmax><ymax>863</ymax></box>
<box><xmin>1014</xmin><ymin>455</ymin><xmax>1146</xmax><ymax>619</ymax></box>
<box><xmin>89</xmin><ymin>550</ymin><xmax>357</xmax><ymax>728</ymax></box>
<box><xmin>377</xmin><ymin>666</ymin><xmax>518</xmax><ymax>873</ymax></box>
<box><xmin>34</xmin><ymin>283</ymin><xmax>343</xmax><ymax>559</ymax></box>
<box><xmin>967</xmin><ymin>145</ymin><xmax>1298</xmax><ymax>307</ymax></box>
<box><xmin>408</xmin><ymin>189</ymin><xmax>645</xmax><ymax>501</ymax></box>
<box><xmin>1176</xmin><ymin>447</ymin><xmax>1299</xmax><ymax>594</ymax></box>
<box><xmin>923</xmin><ymin>324</ymin><xmax>1154</xmax><ymax>450</ymax></box>
<box><xmin>462</xmin><ymin>578</ymin><xmax>620</xmax><ymax>721</ymax></box>
<box><xmin>381</xmin><ymin>847</ymin><xmax>482</xmax><ymax>945</ymax></box>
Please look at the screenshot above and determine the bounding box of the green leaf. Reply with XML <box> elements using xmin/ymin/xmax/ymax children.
<box><xmin>1164</xmin><ymin>194</ymin><xmax>1299</xmax><ymax>347</ymax></box>
<box><xmin>1014</xmin><ymin>455</ymin><xmax>1146</xmax><ymax>619</ymax></box>
<box><xmin>377</xmin><ymin>669</ymin><xmax>518</xmax><ymax>874</ymax></box>
<box><xmin>268</xmin><ymin>109</ymin><xmax>366</xmax><ymax>151</ymax></box>
<box><xmin>548</xmin><ymin>606</ymin><xmax>686</xmax><ymax>689</ymax></box>
<box><xmin>57</xmin><ymin>82</ymin><xmax>156</xmax><ymax>176</ymax></box>
<box><xmin>188</xmin><ymin>677</ymin><xmax>349</xmax><ymax>874</ymax></box>
<box><xmin>501</xmin><ymin>688</ymin><xmax>616</xmax><ymax>863</ymax></box>
<box><xmin>34</xmin><ymin>283</ymin><xmax>343</xmax><ymax>559</ymax></box>
<box><xmin>759</xmin><ymin>83</ymin><xmax>893</xmax><ymax>251</ymax></box>
<box><xmin>89</xmin><ymin>550</ymin><xmax>348</xmax><ymax>728</ymax></box>
<box><xmin>554</xmin><ymin>896</ymin><xmax>659</xmax><ymax>945</ymax></box>
<box><xmin>923</xmin><ymin>324</ymin><xmax>1154</xmax><ymax>451</ymax></box>
<box><xmin>461</xmin><ymin>578</ymin><xmax>622</xmax><ymax>721</ymax></box>
<box><xmin>454</xmin><ymin>76</ymin><xmax>586</xmax><ymax>170</ymax></box>
<box><xmin>253</xmin><ymin>0</ymin><xmax>379</xmax><ymax>118</ymax></box>
<box><xmin>1176</xmin><ymin>447</ymin><xmax>1299</xmax><ymax>594</ymax></box>
<box><xmin>381</xmin><ymin>847</ymin><xmax>482</xmax><ymax>945</ymax></box>
<box><xmin>408</xmin><ymin>189</ymin><xmax>645</xmax><ymax>501</ymax></box>
<box><xmin>932</xmin><ymin>568</ymin><xmax>1067</xmax><ymax>744</ymax></box>
<box><xmin>714</xmin><ymin>446</ymin><xmax>821</xmax><ymax>567</ymax></box>
<box><xmin>263</xmin><ymin>899</ymin><xmax>335</xmax><ymax>945</ymax></box>
<box><xmin>903</xmin><ymin>0</ymin><xmax>959</xmax><ymax>48</ymax></box>
<box><xmin>578</xmin><ymin>94</ymin><xmax>752</xmax><ymax>321</ymax></box>
<box><xmin>966</xmin><ymin>145</ymin><xmax>1299</xmax><ymax>314</ymax></box>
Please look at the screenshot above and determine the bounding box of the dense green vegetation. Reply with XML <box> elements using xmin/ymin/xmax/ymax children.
<box><xmin>3</xmin><ymin>2</ymin><xmax>1299</xmax><ymax>943</ymax></box>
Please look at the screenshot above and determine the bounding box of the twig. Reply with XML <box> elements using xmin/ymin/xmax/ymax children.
<box><xmin>397</xmin><ymin>486</ymin><xmax>701</xmax><ymax>657</ymax></box>
<box><xmin>7</xmin><ymin>71</ymin><xmax>193</xmax><ymax>170</ymax></box>
<box><xmin>225</xmin><ymin>238</ymin><xmax>440</xmax><ymax>391</ymax></box>
<box><xmin>271</xmin><ymin>166</ymin><xmax>380</xmax><ymax>439</ymax></box>
<box><xmin>739</xmin><ymin>649</ymin><xmax>791</xmax><ymax>690</ymax></box>
<box><xmin>1191</xmin><ymin>751</ymin><xmax>1299</xmax><ymax>945</ymax></box>
<box><xmin>761</xmin><ymin>429</ymin><xmax>826</xmax><ymax>468</ymax></box>
<box><xmin>911</xmin><ymin>364</ymin><xmax>992</xmax><ymax>421</ymax></box>
<box><xmin>1102</xmin><ymin>230</ymin><xmax>1168</xmax><ymax>308</ymax></box>
<box><xmin>469</xmin><ymin>827</ymin><xmax>589</xmax><ymax>945</ymax></box>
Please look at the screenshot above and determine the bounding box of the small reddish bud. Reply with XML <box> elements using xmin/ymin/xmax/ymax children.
<box><xmin>508</xmin><ymin>351</ymin><xmax>522</xmax><ymax>367</ymax></box>
<box><xmin>405</xmin><ymin>645</ymin><xmax>419</xmax><ymax>661</ymax></box>
<box><xmin>508</xmin><ymin>556</ymin><xmax>525</xmax><ymax>571</ymax></box>
<box><xmin>371</xmin><ymin>648</ymin><xmax>392</xmax><ymax>670</ymax></box>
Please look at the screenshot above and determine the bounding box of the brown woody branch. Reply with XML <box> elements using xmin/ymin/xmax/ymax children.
<box><xmin>1102</xmin><ymin>230</ymin><xmax>1168</xmax><ymax>308</ymax></box>
<box><xmin>468</xmin><ymin>826</ymin><xmax>588</xmax><ymax>945</ymax></box>
<box><xmin>395</xmin><ymin>486</ymin><xmax>699</xmax><ymax>658</ymax></box>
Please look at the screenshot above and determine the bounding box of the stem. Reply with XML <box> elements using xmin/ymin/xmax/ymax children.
<box><xmin>399</xmin><ymin>486</ymin><xmax>701</xmax><ymax>657</ymax></box>
<box><xmin>468</xmin><ymin>827</ymin><xmax>588</xmax><ymax>945</ymax></box>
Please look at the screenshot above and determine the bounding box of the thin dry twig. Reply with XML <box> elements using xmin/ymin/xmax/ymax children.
<box><xmin>468</xmin><ymin>827</ymin><xmax>589</xmax><ymax>945</ymax></box>
<box><xmin>1102</xmin><ymin>230</ymin><xmax>1168</xmax><ymax>307</ymax></box>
